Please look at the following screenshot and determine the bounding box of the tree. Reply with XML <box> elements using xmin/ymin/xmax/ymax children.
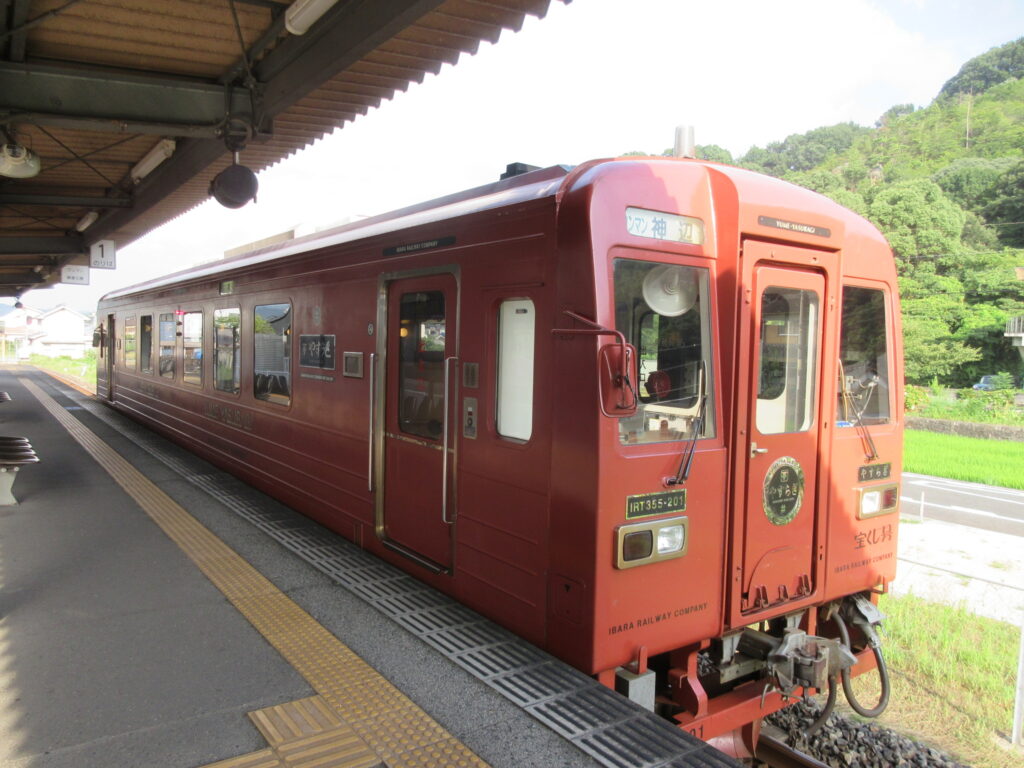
<box><xmin>876</xmin><ymin>104</ymin><xmax>916</xmax><ymax>128</ymax></box>
<box><xmin>982</xmin><ymin>158</ymin><xmax>1024</xmax><ymax>247</ymax></box>
<box><xmin>696</xmin><ymin>145</ymin><xmax>733</xmax><ymax>164</ymax></box>
<box><xmin>898</xmin><ymin>266</ymin><xmax>983</xmax><ymax>384</ymax></box>
<box><xmin>739</xmin><ymin>123</ymin><xmax>870</xmax><ymax>175</ymax></box>
<box><xmin>901</xmin><ymin>314</ymin><xmax>982</xmax><ymax>383</ymax></box>
<box><xmin>866</xmin><ymin>180</ymin><xmax>965</xmax><ymax>268</ymax></box>
<box><xmin>932</xmin><ymin>157</ymin><xmax>1015</xmax><ymax>213</ymax></box>
<box><xmin>939</xmin><ymin>37</ymin><xmax>1024</xmax><ymax>98</ymax></box>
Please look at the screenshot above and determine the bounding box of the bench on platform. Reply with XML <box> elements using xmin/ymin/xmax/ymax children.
<box><xmin>0</xmin><ymin>436</ymin><xmax>38</xmax><ymax>505</ymax></box>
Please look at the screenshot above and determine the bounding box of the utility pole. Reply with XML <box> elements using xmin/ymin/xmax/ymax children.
<box><xmin>965</xmin><ymin>90</ymin><xmax>973</xmax><ymax>149</ymax></box>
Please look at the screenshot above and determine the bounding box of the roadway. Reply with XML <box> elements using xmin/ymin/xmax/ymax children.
<box><xmin>900</xmin><ymin>472</ymin><xmax>1024</xmax><ymax>538</ymax></box>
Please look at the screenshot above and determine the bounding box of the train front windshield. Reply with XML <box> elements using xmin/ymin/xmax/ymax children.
<box><xmin>613</xmin><ymin>259</ymin><xmax>714</xmax><ymax>445</ymax></box>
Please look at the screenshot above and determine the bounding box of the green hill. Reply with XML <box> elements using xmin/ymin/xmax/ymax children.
<box><xmin>733</xmin><ymin>38</ymin><xmax>1024</xmax><ymax>387</ymax></box>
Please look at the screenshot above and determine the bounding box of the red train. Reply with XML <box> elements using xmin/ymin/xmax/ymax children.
<box><xmin>96</xmin><ymin>157</ymin><xmax>903</xmax><ymax>756</ymax></box>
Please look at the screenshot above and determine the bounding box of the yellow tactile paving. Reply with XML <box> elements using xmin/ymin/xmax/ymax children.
<box><xmin>248</xmin><ymin>696</ymin><xmax>344</xmax><ymax>746</ymax></box>
<box><xmin>275</xmin><ymin>727</ymin><xmax>381</xmax><ymax>768</ymax></box>
<box><xmin>22</xmin><ymin>378</ymin><xmax>490</xmax><ymax>768</ymax></box>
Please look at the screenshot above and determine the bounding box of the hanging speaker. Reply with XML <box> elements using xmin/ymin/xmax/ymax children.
<box><xmin>642</xmin><ymin>265</ymin><xmax>696</xmax><ymax>316</ymax></box>
<box><xmin>210</xmin><ymin>164</ymin><xmax>258</xmax><ymax>209</ymax></box>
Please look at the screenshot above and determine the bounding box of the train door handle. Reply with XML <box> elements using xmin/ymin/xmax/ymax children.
<box><xmin>367</xmin><ymin>352</ymin><xmax>376</xmax><ymax>492</ymax></box>
<box><xmin>442</xmin><ymin>356</ymin><xmax>458</xmax><ymax>524</ymax></box>
<box><xmin>750</xmin><ymin>442</ymin><xmax>768</xmax><ymax>457</ymax></box>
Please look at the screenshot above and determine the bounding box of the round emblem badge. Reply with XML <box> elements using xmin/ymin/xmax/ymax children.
<box><xmin>762</xmin><ymin>456</ymin><xmax>805</xmax><ymax>526</ymax></box>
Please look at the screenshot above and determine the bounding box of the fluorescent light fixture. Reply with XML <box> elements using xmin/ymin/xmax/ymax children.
<box><xmin>0</xmin><ymin>143</ymin><xmax>41</xmax><ymax>178</ymax></box>
<box><xmin>285</xmin><ymin>0</ymin><xmax>340</xmax><ymax>34</ymax></box>
<box><xmin>131</xmin><ymin>138</ymin><xmax>176</xmax><ymax>183</ymax></box>
<box><xmin>75</xmin><ymin>211</ymin><xmax>99</xmax><ymax>232</ymax></box>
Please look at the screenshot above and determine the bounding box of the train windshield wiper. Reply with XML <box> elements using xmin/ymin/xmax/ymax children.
<box><xmin>668</xmin><ymin>363</ymin><xmax>707</xmax><ymax>486</ymax></box>
<box><xmin>839</xmin><ymin>361</ymin><xmax>879</xmax><ymax>461</ymax></box>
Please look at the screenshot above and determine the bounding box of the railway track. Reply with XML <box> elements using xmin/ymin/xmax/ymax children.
<box><xmin>755</xmin><ymin>726</ymin><xmax>833</xmax><ymax>768</ymax></box>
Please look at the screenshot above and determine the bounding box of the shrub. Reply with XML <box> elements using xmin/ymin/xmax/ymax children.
<box><xmin>904</xmin><ymin>385</ymin><xmax>929</xmax><ymax>412</ymax></box>
<box><xmin>991</xmin><ymin>371</ymin><xmax>1015</xmax><ymax>390</ymax></box>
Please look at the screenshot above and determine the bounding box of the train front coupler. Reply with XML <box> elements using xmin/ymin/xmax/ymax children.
<box><xmin>737</xmin><ymin>627</ymin><xmax>856</xmax><ymax>703</ymax></box>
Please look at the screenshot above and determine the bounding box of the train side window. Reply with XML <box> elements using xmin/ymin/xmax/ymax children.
<box><xmin>398</xmin><ymin>291</ymin><xmax>445</xmax><ymax>439</ymax></box>
<box><xmin>837</xmin><ymin>286</ymin><xmax>891</xmax><ymax>425</ymax></box>
<box><xmin>159</xmin><ymin>313</ymin><xmax>176</xmax><ymax>378</ymax></box>
<box><xmin>140</xmin><ymin>315</ymin><xmax>153</xmax><ymax>374</ymax></box>
<box><xmin>214</xmin><ymin>308</ymin><xmax>241</xmax><ymax>394</ymax></box>
<box><xmin>124</xmin><ymin>316</ymin><xmax>137</xmax><ymax>370</ymax></box>
<box><xmin>183</xmin><ymin>311</ymin><xmax>203</xmax><ymax>386</ymax></box>
<box><xmin>496</xmin><ymin>298</ymin><xmax>535</xmax><ymax>441</ymax></box>
<box><xmin>254</xmin><ymin>303</ymin><xmax>292</xmax><ymax>405</ymax></box>
<box><xmin>613</xmin><ymin>259</ymin><xmax>714</xmax><ymax>445</ymax></box>
<box><xmin>756</xmin><ymin>288</ymin><xmax>819</xmax><ymax>434</ymax></box>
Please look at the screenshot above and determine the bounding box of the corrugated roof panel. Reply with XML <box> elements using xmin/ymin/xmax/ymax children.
<box><xmin>427</xmin><ymin>11</ymin><xmax>506</xmax><ymax>43</ymax></box>
<box><xmin>383</xmin><ymin>36</ymin><xmax>463</xmax><ymax>67</ymax></box>
<box><xmin>27</xmin><ymin>1</ymin><xmax>272</xmax><ymax>78</ymax></box>
<box><xmin>0</xmin><ymin>0</ymin><xmax>559</xmax><ymax>294</ymax></box>
<box><xmin>441</xmin><ymin>0</ymin><xmax>529</xmax><ymax>29</ymax></box>
<box><xmin>398</xmin><ymin>25</ymin><xmax>484</xmax><ymax>56</ymax></box>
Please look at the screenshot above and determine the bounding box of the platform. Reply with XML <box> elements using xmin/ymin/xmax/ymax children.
<box><xmin>0</xmin><ymin>366</ymin><xmax>737</xmax><ymax>768</ymax></box>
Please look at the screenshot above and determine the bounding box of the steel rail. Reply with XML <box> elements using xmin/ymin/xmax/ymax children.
<box><xmin>755</xmin><ymin>727</ymin><xmax>832</xmax><ymax>768</ymax></box>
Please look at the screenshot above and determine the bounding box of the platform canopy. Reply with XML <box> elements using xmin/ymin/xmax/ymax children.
<box><xmin>0</xmin><ymin>0</ymin><xmax>556</xmax><ymax>297</ymax></box>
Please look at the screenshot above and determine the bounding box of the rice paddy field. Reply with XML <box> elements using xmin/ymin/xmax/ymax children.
<box><xmin>903</xmin><ymin>428</ymin><xmax>1024</xmax><ymax>490</ymax></box>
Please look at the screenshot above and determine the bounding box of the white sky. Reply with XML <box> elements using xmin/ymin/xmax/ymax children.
<box><xmin>25</xmin><ymin>0</ymin><xmax>1024</xmax><ymax>313</ymax></box>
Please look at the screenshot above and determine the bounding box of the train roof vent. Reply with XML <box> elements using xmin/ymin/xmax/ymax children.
<box><xmin>500</xmin><ymin>162</ymin><xmax>541</xmax><ymax>180</ymax></box>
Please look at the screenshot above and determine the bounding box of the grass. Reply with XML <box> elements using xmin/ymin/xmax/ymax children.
<box><xmin>839</xmin><ymin>593</ymin><xmax>1024</xmax><ymax>768</ymax></box>
<box><xmin>903</xmin><ymin>428</ymin><xmax>1024</xmax><ymax>489</ymax></box>
<box><xmin>25</xmin><ymin>354</ymin><xmax>97</xmax><ymax>387</ymax></box>
<box><xmin>906</xmin><ymin>386</ymin><xmax>1024</xmax><ymax>427</ymax></box>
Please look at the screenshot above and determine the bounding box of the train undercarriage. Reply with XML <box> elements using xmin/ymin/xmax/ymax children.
<box><xmin>603</xmin><ymin>593</ymin><xmax>891</xmax><ymax>760</ymax></box>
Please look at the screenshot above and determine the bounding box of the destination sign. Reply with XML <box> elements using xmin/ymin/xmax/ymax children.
<box><xmin>626</xmin><ymin>207</ymin><xmax>704</xmax><ymax>245</ymax></box>
<box><xmin>299</xmin><ymin>334</ymin><xmax>336</xmax><ymax>370</ymax></box>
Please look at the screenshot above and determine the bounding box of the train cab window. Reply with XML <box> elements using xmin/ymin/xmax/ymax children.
<box><xmin>140</xmin><ymin>315</ymin><xmax>153</xmax><ymax>374</ymax></box>
<box><xmin>254</xmin><ymin>303</ymin><xmax>292</xmax><ymax>405</ymax></box>
<box><xmin>159</xmin><ymin>313</ymin><xmax>176</xmax><ymax>378</ymax></box>
<box><xmin>496</xmin><ymin>299</ymin><xmax>535</xmax><ymax>441</ymax></box>
<box><xmin>837</xmin><ymin>286</ymin><xmax>891</xmax><ymax>425</ymax></box>
<box><xmin>398</xmin><ymin>291</ymin><xmax>446</xmax><ymax>439</ymax></box>
<box><xmin>124</xmin><ymin>316</ymin><xmax>136</xmax><ymax>370</ymax></box>
<box><xmin>757</xmin><ymin>288</ymin><xmax>819</xmax><ymax>434</ymax></box>
<box><xmin>183</xmin><ymin>311</ymin><xmax>203</xmax><ymax>386</ymax></box>
<box><xmin>614</xmin><ymin>259</ymin><xmax>713</xmax><ymax>445</ymax></box>
<box><xmin>214</xmin><ymin>308</ymin><xmax>241</xmax><ymax>394</ymax></box>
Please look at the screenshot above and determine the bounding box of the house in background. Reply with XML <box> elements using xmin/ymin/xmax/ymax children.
<box><xmin>30</xmin><ymin>306</ymin><xmax>95</xmax><ymax>358</ymax></box>
<box><xmin>0</xmin><ymin>304</ymin><xmax>94</xmax><ymax>360</ymax></box>
<box><xmin>0</xmin><ymin>304</ymin><xmax>42</xmax><ymax>361</ymax></box>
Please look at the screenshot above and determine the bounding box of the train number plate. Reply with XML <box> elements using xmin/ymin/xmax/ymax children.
<box><xmin>626</xmin><ymin>490</ymin><xmax>686</xmax><ymax>519</ymax></box>
<box><xmin>858</xmin><ymin>462</ymin><xmax>891</xmax><ymax>482</ymax></box>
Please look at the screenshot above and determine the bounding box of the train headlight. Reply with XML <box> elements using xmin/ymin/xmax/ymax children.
<box><xmin>857</xmin><ymin>483</ymin><xmax>899</xmax><ymax>519</ymax></box>
<box><xmin>657</xmin><ymin>524</ymin><xmax>685</xmax><ymax>555</ymax></box>
<box><xmin>616</xmin><ymin>516</ymin><xmax>688</xmax><ymax>569</ymax></box>
<box><xmin>861</xmin><ymin>490</ymin><xmax>882</xmax><ymax>517</ymax></box>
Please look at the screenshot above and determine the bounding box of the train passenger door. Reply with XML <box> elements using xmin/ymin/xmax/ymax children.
<box><xmin>105</xmin><ymin>313</ymin><xmax>116</xmax><ymax>401</ymax></box>
<box><xmin>739</xmin><ymin>262</ymin><xmax>825</xmax><ymax>614</ymax></box>
<box><xmin>377</xmin><ymin>271</ymin><xmax>458</xmax><ymax>573</ymax></box>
